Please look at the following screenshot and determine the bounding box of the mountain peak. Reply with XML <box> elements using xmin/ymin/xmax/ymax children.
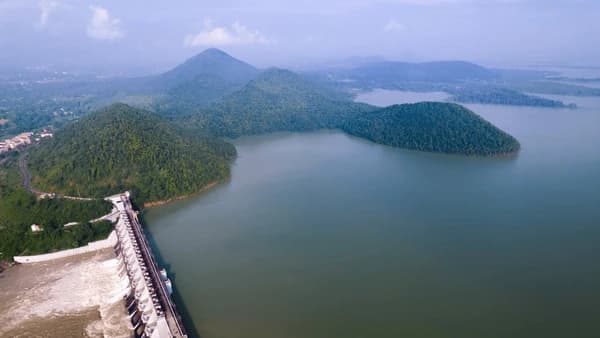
<box><xmin>160</xmin><ymin>48</ymin><xmax>258</xmax><ymax>86</ymax></box>
<box><xmin>198</xmin><ymin>48</ymin><xmax>229</xmax><ymax>57</ymax></box>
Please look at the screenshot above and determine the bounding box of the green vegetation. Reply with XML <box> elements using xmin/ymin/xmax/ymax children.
<box><xmin>0</xmin><ymin>86</ymin><xmax>94</xmax><ymax>139</ymax></box>
<box><xmin>511</xmin><ymin>81</ymin><xmax>600</xmax><ymax>97</ymax></box>
<box><xmin>341</xmin><ymin>102</ymin><xmax>521</xmax><ymax>156</ymax></box>
<box><xmin>179</xmin><ymin>68</ymin><xmax>519</xmax><ymax>156</ymax></box>
<box><xmin>3</xmin><ymin>52</ymin><xmax>523</xmax><ymax>213</ymax></box>
<box><xmin>0</xmin><ymin>162</ymin><xmax>113</xmax><ymax>259</ymax></box>
<box><xmin>0</xmin><ymin>49</ymin><xmax>525</xmax><ymax>261</ymax></box>
<box><xmin>0</xmin><ymin>72</ymin><xmax>124</xmax><ymax>139</ymax></box>
<box><xmin>154</xmin><ymin>48</ymin><xmax>259</xmax><ymax>115</ymax></box>
<box><xmin>27</xmin><ymin>103</ymin><xmax>236</xmax><ymax>204</ymax></box>
<box><xmin>449</xmin><ymin>86</ymin><xmax>571</xmax><ymax>107</ymax></box>
<box><xmin>0</xmin><ymin>49</ymin><xmax>259</xmax><ymax>138</ymax></box>
<box><xmin>181</xmin><ymin>68</ymin><xmax>376</xmax><ymax>137</ymax></box>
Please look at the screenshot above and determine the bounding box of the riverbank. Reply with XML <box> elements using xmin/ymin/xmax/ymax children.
<box><xmin>143</xmin><ymin>181</ymin><xmax>221</xmax><ymax>208</ymax></box>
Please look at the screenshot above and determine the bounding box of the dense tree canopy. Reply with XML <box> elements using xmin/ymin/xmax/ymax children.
<box><xmin>180</xmin><ymin>68</ymin><xmax>376</xmax><ymax>137</ymax></box>
<box><xmin>27</xmin><ymin>103</ymin><xmax>236</xmax><ymax>204</ymax></box>
<box><xmin>341</xmin><ymin>102</ymin><xmax>520</xmax><ymax>156</ymax></box>
<box><xmin>0</xmin><ymin>163</ymin><xmax>113</xmax><ymax>259</ymax></box>
<box><xmin>449</xmin><ymin>86</ymin><xmax>570</xmax><ymax>107</ymax></box>
<box><xmin>177</xmin><ymin>69</ymin><xmax>520</xmax><ymax>156</ymax></box>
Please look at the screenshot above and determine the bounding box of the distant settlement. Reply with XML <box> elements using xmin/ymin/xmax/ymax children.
<box><xmin>0</xmin><ymin>129</ymin><xmax>53</xmax><ymax>155</ymax></box>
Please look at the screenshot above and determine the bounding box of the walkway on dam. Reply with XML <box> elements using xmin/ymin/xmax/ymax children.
<box><xmin>110</xmin><ymin>192</ymin><xmax>188</xmax><ymax>338</ymax></box>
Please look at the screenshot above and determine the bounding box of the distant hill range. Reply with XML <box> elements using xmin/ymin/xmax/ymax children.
<box><xmin>337</xmin><ymin>60</ymin><xmax>499</xmax><ymax>83</ymax></box>
<box><xmin>117</xmin><ymin>49</ymin><xmax>574</xmax><ymax>111</ymax></box>
<box><xmin>177</xmin><ymin>62</ymin><xmax>520</xmax><ymax>156</ymax></box>
<box><xmin>181</xmin><ymin>68</ymin><xmax>374</xmax><ymax>137</ymax></box>
<box><xmin>308</xmin><ymin>59</ymin><xmax>577</xmax><ymax>108</ymax></box>
<box><xmin>26</xmin><ymin>48</ymin><xmax>523</xmax><ymax>159</ymax></box>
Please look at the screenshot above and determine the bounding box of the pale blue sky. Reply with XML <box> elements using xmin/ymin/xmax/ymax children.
<box><xmin>0</xmin><ymin>0</ymin><xmax>597</xmax><ymax>73</ymax></box>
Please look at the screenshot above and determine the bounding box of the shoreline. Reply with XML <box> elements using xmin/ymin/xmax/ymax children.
<box><xmin>491</xmin><ymin>150</ymin><xmax>520</xmax><ymax>159</ymax></box>
<box><xmin>143</xmin><ymin>181</ymin><xmax>221</xmax><ymax>209</ymax></box>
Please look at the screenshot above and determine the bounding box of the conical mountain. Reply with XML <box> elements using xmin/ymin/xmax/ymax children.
<box><xmin>160</xmin><ymin>48</ymin><xmax>258</xmax><ymax>85</ymax></box>
<box><xmin>157</xmin><ymin>48</ymin><xmax>260</xmax><ymax>113</ymax></box>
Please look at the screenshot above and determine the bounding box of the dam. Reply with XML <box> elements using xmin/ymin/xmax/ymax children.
<box><xmin>109</xmin><ymin>192</ymin><xmax>188</xmax><ymax>338</ymax></box>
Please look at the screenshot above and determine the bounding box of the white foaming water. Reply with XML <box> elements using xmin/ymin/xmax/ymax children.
<box><xmin>86</xmin><ymin>259</ymin><xmax>133</xmax><ymax>338</ymax></box>
<box><xmin>0</xmin><ymin>251</ymin><xmax>132</xmax><ymax>338</ymax></box>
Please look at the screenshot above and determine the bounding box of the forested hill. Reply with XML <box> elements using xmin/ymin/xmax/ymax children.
<box><xmin>341</xmin><ymin>102</ymin><xmax>520</xmax><ymax>156</ymax></box>
<box><xmin>181</xmin><ymin>68</ymin><xmax>376</xmax><ymax>137</ymax></box>
<box><xmin>159</xmin><ymin>48</ymin><xmax>258</xmax><ymax>87</ymax></box>
<box><xmin>155</xmin><ymin>48</ymin><xmax>260</xmax><ymax>114</ymax></box>
<box><xmin>27</xmin><ymin>103</ymin><xmax>236</xmax><ymax>204</ymax></box>
<box><xmin>176</xmin><ymin>68</ymin><xmax>519</xmax><ymax>156</ymax></box>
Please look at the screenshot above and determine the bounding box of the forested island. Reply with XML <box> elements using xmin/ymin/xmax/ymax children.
<box><xmin>342</xmin><ymin>102</ymin><xmax>520</xmax><ymax>156</ymax></box>
<box><xmin>448</xmin><ymin>86</ymin><xmax>573</xmax><ymax>108</ymax></box>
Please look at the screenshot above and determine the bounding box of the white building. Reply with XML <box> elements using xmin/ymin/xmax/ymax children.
<box><xmin>30</xmin><ymin>224</ymin><xmax>43</xmax><ymax>232</ymax></box>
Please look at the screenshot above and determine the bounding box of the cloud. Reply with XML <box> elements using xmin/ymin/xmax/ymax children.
<box><xmin>184</xmin><ymin>20</ymin><xmax>269</xmax><ymax>47</ymax></box>
<box><xmin>384</xmin><ymin>19</ymin><xmax>406</xmax><ymax>32</ymax></box>
<box><xmin>39</xmin><ymin>0</ymin><xmax>58</xmax><ymax>27</ymax></box>
<box><xmin>86</xmin><ymin>6</ymin><xmax>123</xmax><ymax>41</ymax></box>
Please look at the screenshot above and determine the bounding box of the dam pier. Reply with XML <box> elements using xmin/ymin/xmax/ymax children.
<box><xmin>109</xmin><ymin>192</ymin><xmax>188</xmax><ymax>338</ymax></box>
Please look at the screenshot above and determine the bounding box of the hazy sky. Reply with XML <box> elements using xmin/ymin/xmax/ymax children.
<box><xmin>0</xmin><ymin>0</ymin><xmax>598</xmax><ymax>73</ymax></box>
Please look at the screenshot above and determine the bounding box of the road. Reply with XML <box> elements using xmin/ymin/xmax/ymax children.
<box><xmin>18</xmin><ymin>153</ymin><xmax>41</xmax><ymax>195</ymax></box>
<box><xmin>18</xmin><ymin>153</ymin><xmax>95</xmax><ymax>201</ymax></box>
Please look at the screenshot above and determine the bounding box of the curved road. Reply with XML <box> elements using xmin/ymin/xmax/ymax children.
<box><xmin>18</xmin><ymin>153</ymin><xmax>40</xmax><ymax>195</ymax></box>
<box><xmin>18</xmin><ymin>153</ymin><xmax>95</xmax><ymax>201</ymax></box>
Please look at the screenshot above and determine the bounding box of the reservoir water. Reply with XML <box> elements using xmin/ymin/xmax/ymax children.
<box><xmin>145</xmin><ymin>91</ymin><xmax>600</xmax><ymax>338</ymax></box>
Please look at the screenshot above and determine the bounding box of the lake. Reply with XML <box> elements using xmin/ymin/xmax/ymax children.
<box><xmin>144</xmin><ymin>90</ymin><xmax>600</xmax><ymax>338</ymax></box>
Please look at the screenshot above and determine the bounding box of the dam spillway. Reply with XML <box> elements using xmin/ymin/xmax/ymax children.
<box><xmin>109</xmin><ymin>192</ymin><xmax>188</xmax><ymax>338</ymax></box>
